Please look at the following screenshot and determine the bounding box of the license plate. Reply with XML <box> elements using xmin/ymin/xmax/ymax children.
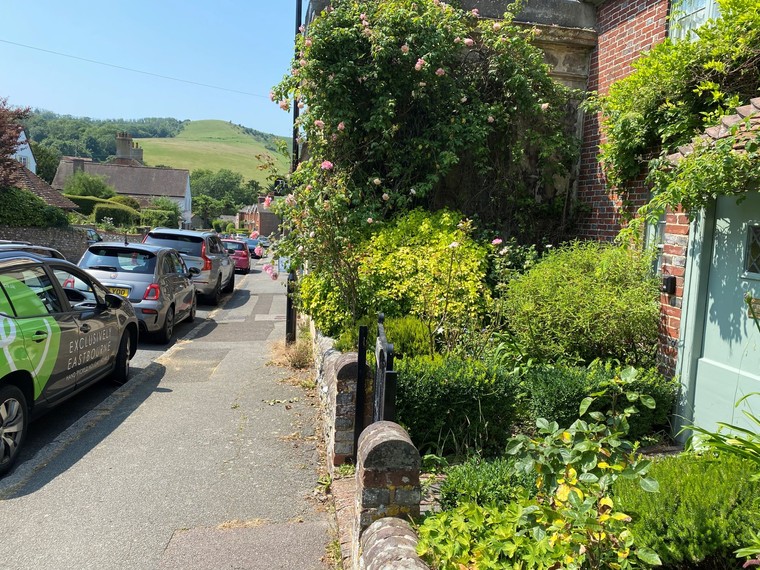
<box><xmin>109</xmin><ymin>287</ymin><xmax>130</xmax><ymax>297</ymax></box>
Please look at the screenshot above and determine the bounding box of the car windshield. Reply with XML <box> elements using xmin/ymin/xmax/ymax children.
<box><xmin>81</xmin><ymin>247</ymin><xmax>157</xmax><ymax>274</ymax></box>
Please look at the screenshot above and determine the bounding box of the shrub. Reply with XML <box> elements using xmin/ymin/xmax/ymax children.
<box><xmin>438</xmin><ymin>456</ymin><xmax>536</xmax><ymax>511</ymax></box>
<box><xmin>502</xmin><ymin>241</ymin><xmax>660</xmax><ymax>366</ymax></box>
<box><xmin>614</xmin><ymin>453</ymin><xmax>760</xmax><ymax>569</ymax></box>
<box><xmin>0</xmin><ymin>187</ymin><xmax>68</xmax><ymax>227</ymax></box>
<box><xmin>334</xmin><ymin>315</ymin><xmax>430</xmax><ymax>359</ymax></box>
<box><xmin>62</xmin><ymin>171</ymin><xmax>115</xmax><ymax>198</ymax></box>
<box><xmin>93</xmin><ymin>203</ymin><xmax>139</xmax><ymax>227</ymax></box>
<box><xmin>297</xmin><ymin>271</ymin><xmax>352</xmax><ymax>337</ymax></box>
<box><xmin>522</xmin><ymin>363</ymin><xmax>678</xmax><ymax>441</ymax></box>
<box><xmin>396</xmin><ymin>355</ymin><xmax>520</xmax><ymax>457</ymax></box>
<box><xmin>110</xmin><ymin>195</ymin><xmax>141</xmax><ymax>211</ymax></box>
<box><xmin>64</xmin><ymin>194</ymin><xmax>112</xmax><ymax>215</ymax></box>
<box><xmin>140</xmin><ymin>209</ymin><xmax>174</xmax><ymax>228</ymax></box>
<box><xmin>212</xmin><ymin>219</ymin><xmax>225</xmax><ymax>233</ymax></box>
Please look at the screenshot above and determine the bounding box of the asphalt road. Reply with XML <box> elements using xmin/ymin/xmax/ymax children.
<box><xmin>0</xmin><ymin>259</ymin><xmax>334</xmax><ymax>570</ymax></box>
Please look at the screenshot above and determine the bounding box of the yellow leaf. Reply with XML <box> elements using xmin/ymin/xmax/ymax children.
<box><xmin>598</xmin><ymin>461</ymin><xmax>610</xmax><ymax>469</ymax></box>
<box><xmin>600</xmin><ymin>497</ymin><xmax>614</xmax><ymax>509</ymax></box>
<box><xmin>556</xmin><ymin>484</ymin><xmax>571</xmax><ymax>502</ymax></box>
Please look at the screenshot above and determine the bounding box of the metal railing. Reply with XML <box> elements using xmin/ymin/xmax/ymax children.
<box><xmin>355</xmin><ymin>314</ymin><xmax>397</xmax><ymax>453</ymax></box>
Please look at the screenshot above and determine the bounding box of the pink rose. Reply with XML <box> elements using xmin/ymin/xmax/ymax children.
<box><xmin>436</xmin><ymin>68</ymin><xmax>445</xmax><ymax>76</ymax></box>
<box><xmin>305</xmin><ymin>37</ymin><xmax>312</xmax><ymax>47</ymax></box>
<box><xmin>264</xmin><ymin>196</ymin><xmax>273</xmax><ymax>207</ymax></box>
<box><xmin>321</xmin><ymin>160</ymin><xmax>334</xmax><ymax>170</ymax></box>
<box><xmin>415</xmin><ymin>58</ymin><xmax>425</xmax><ymax>71</ymax></box>
<box><xmin>337</xmin><ymin>121</ymin><xmax>345</xmax><ymax>131</ymax></box>
<box><xmin>314</xmin><ymin>119</ymin><xmax>325</xmax><ymax>128</ymax></box>
<box><xmin>488</xmin><ymin>116</ymin><xmax>495</xmax><ymax>123</ymax></box>
<box><xmin>285</xmin><ymin>194</ymin><xmax>296</xmax><ymax>206</ymax></box>
<box><xmin>263</xmin><ymin>264</ymin><xmax>273</xmax><ymax>275</ymax></box>
<box><xmin>464</xmin><ymin>38</ymin><xmax>474</xmax><ymax>47</ymax></box>
<box><xmin>255</xmin><ymin>246</ymin><xmax>264</xmax><ymax>257</ymax></box>
<box><xmin>367</xmin><ymin>217</ymin><xmax>373</xmax><ymax>224</ymax></box>
<box><xmin>491</xmin><ymin>238</ymin><xmax>503</xmax><ymax>245</ymax></box>
<box><xmin>401</xmin><ymin>44</ymin><xmax>409</xmax><ymax>54</ymax></box>
<box><xmin>278</xmin><ymin>99</ymin><xmax>290</xmax><ymax>111</ymax></box>
<box><xmin>251</xmin><ymin>231</ymin><xmax>260</xmax><ymax>238</ymax></box>
<box><xmin>382</xmin><ymin>193</ymin><xmax>390</xmax><ymax>201</ymax></box>
<box><xmin>299</xmin><ymin>59</ymin><xmax>308</xmax><ymax>67</ymax></box>
<box><xmin>270</xmin><ymin>271</ymin><xmax>279</xmax><ymax>280</ymax></box>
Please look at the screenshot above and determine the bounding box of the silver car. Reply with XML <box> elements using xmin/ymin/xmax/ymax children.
<box><xmin>142</xmin><ymin>228</ymin><xmax>234</xmax><ymax>305</ymax></box>
<box><xmin>78</xmin><ymin>243</ymin><xmax>199</xmax><ymax>343</ymax></box>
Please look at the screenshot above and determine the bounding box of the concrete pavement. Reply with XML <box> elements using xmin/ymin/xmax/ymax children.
<box><xmin>0</xmin><ymin>263</ymin><xmax>334</xmax><ymax>570</ymax></box>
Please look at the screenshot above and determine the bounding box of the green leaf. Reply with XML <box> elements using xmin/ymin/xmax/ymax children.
<box><xmin>635</xmin><ymin>547</ymin><xmax>662</xmax><ymax>565</ymax></box>
<box><xmin>640</xmin><ymin>394</ymin><xmax>656</xmax><ymax>409</ymax></box>
<box><xmin>579</xmin><ymin>397</ymin><xmax>594</xmax><ymax>416</ymax></box>
<box><xmin>639</xmin><ymin>477</ymin><xmax>660</xmax><ymax>493</ymax></box>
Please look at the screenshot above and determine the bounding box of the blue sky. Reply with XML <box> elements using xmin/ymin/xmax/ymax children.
<box><xmin>0</xmin><ymin>1</ymin><xmax>298</xmax><ymax>136</ymax></box>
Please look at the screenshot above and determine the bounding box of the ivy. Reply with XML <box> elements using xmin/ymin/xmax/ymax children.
<box><xmin>594</xmin><ymin>0</ymin><xmax>760</xmax><ymax>189</ymax></box>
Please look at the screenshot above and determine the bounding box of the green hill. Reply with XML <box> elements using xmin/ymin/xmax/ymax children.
<box><xmin>137</xmin><ymin>120</ymin><xmax>290</xmax><ymax>185</ymax></box>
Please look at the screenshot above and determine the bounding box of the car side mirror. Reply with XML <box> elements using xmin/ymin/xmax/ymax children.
<box><xmin>188</xmin><ymin>267</ymin><xmax>201</xmax><ymax>276</ymax></box>
<box><xmin>104</xmin><ymin>293</ymin><xmax>124</xmax><ymax>309</ymax></box>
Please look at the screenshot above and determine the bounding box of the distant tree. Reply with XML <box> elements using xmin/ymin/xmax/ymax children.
<box><xmin>149</xmin><ymin>196</ymin><xmax>181</xmax><ymax>227</ymax></box>
<box><xmin>63</xmin><ymin>171</ymin><xmax>116</xmax><ymax>198</ymax></box>
<box><xmin>0</xmin><ymin>97</ymin><xmax>30</xmax><ymax>187</ymax></box>
<box><xmin>190</xmin><ymin>168</ymin><xmax>259</xmax><ymax>210</ymax></box>
<box><xmin>193</xmin><ymin>194</ymin><xmax>224</xmax><ymax>226</ymax></box>
<box><xmin>30</xmin><ymin>142</ymin><xmax>61</xmax><ymax>183</ymax></box>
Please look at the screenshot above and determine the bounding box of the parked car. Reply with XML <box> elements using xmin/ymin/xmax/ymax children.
<box><xmin>78</xmin><ymin>243</ymin><xmax>199</xmax><ymax>343</ymax></box>
<box><xmin>246</xmin><ymin>238</ymin><xmax>261</xmax><ymax>259</ymax></box>
<box><xmin>257</xmin><ymin>236</ymin><xmax>272</xmax><ymax>248</ymax></box>
<box><xmin>221</xmin><ymin>239</ymin><xmax>251</xmax><ymax>274</ymax></box>
<box><xmin>86</xmin><ymin>229</ymin><xmax>103</xmax><ymax>246</ymax></box>
<box><xmin>142</xmin><ymin>228</ymin><xmax>234</xmax><ymax>305</ymax></box>
<box><xmin>0</xmin><ymin>250</ymin><xmax>138</xmax><ymax>476</ymax></box>
<box><xmin>0</xmin><ymin>243</ymin><xmax>66</xmax><ymax>260</ymax></box>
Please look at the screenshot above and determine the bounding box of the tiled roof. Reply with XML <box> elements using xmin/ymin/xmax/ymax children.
<box><xmin>4</xmin><ymin>163</ymin><xmax>79</xmax><ymax>210</ymax></box>
<box><xmin>52</xmin><ymin>160</ymin><xmax>189</xmax><ymax>198</ymax></box>
<box><xmin>667</xmin><ymin>97</ymin><xmax>760</xmax><ymax>164</ymax></box>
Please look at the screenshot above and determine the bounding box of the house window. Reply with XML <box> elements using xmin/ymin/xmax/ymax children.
<box><xmin>669</xmin><ymin>0</ymin><xmax>720</xmax><ymax>40</ymax></box>
<box><xmin>18</xmin><ymin>156</ymin><xmax>28</xmax><ymax>167</ymax></box>
<box><xmin>745</xmin><ymin>225</ymin><xmax>760</xmax><ymax>275</ymax></box>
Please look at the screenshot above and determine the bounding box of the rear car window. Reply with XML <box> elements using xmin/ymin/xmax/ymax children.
<box><xmin>223</xmin><ymin>241</ymin><xmax>245</xmax><ymax>252</ymax></box>
<box><xmin>81</xmin><ymin>247</ymin><xmax>157</xmax><ymax>275</ymax></box>
<box><xmin>144</xmin><ymin>233</ymin><xmax>204</xmax><ymax>257</ymax></box>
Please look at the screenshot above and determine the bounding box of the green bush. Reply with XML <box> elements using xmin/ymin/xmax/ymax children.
<box><xmin>64</xmin><ymin>194</ymin><xmax>112</xmax><ymax>215</ymax></box>
<box><xmin>503</xmin><ymin>241</ymin><xmax>660</xmax><ymax>366</ymax></box>
<box><xmin>0</xmin><ymin>187</ymin><xmax>68</xmax><ymax>228</ymax></box>
<box><xmin>110</xmin><ymin>195</ymin><xmax>141</xmax><ymax>211</ymax></box>
<box><xmin>335</xmin><ymin>315</ymin><xmax>430</xmax><ymax>359</ymax></box>
<box><xmin>438</xmin><ymin>456</ymin><xmax>536</xmax><ymax>511</ymax></box>
<box><xmin>522</xmin><ymin>363</ymin><xmax>678</xmax><ymax>441</ymax></box>
<box><xmin>62</xmin><ymin>171</ymin><xmax>116</xmax><ymax>198</ymax></box>
<box><xmin>93</xmin><ymin>203</ymin><xmax>139</xmax><ymax>227</ymax></box>
<box><xmin>396</xmin><ymin>355</ymin><xmax>520</xmax><ymax>457</ymax></box>
<box><xmin>297</xmin><ymin>272</ymin><xmax>352</xmax><ymax>337</ymax></box>
<box><xmin>615</xmin><ymin>453</ymin><xmax>760</xmax><ymax>569</ymax></box>
<box><xmin>212</xmin><ymin>219</ymin><xmax>225</xmax><ymax>233</ymax></box>
<box><xmin>140</xmin><ymin>209</ymin><xmax>174</xmax><ymax>228</ymax></box>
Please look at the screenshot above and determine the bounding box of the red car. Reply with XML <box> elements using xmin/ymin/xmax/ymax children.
<box><xmin>221</xmin><ymin>239</ymin><xmax>251</xmax><ymax>274</ymax></box>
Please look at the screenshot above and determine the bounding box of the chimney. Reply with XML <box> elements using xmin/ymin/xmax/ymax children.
<box><xmin>73</xmin><ymin>158</ymin><xmax>84</xmax><ymax>174</ymax></box>
<box><xmin>115</xmin><ymin>131</ymin><xmax>132</xmax><ymax>159</ymax></box>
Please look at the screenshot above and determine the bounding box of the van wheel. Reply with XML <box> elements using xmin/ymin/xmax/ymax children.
<box><xmin>187</xmin><ymin>295</ymin><xmax>197</xmax><ymax>323</ymax></box>
<box><xmin>0</xmin><ymin>385</ymin><xmax>28</xmax><ymax>476</ymax></box>
<box><xmin>112</xmin><ymin>333</ymin><xmax>131</xmax><ymax>385</ymax></box>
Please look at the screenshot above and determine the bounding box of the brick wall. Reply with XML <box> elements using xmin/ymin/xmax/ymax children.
<box><xmin>658</xmin><ymin>206</ymin><xmax>689</xmax><ymax>376</ymax></box>
<box><xmin>576</xmin><ymin>0</ymin><xmax>669</xmax><ymax>239</ymax></box>
<box><xmin>0</xmin><ymin>226</ymin><xmax>88</xmax><ymax>262</ymax></box>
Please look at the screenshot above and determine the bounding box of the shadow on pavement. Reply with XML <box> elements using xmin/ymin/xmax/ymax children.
<box><xmin>0</xmin><ymin>363</ymin><xmax>167</xmax><ymax>498</ymax></box>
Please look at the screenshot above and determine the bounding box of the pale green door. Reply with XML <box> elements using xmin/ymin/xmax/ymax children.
<box><xmin>692</xmin><ymin>193</ymin><xmax>760</xmax><ymax>431</ymax></box>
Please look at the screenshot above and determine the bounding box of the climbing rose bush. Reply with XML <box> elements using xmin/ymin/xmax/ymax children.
<box><xmin>271</xmin><ymin>0</ymin><xmax>576</xmax><ymax>322</ymax></box>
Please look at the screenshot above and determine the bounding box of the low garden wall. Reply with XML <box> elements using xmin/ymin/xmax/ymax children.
<box><xmin>0</xmin><ymin>225</ymin><xmax>88</xmax><ymax>261</ymax></box>
<box><xmin>313</xmin><ymin>328</ymin><xmax>429</xmax><ymax>570</ymax></box>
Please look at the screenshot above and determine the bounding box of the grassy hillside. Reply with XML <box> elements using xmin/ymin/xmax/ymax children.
<box><xmin>137</xmin><ymin>120</ymin><xmax>290</xmax><ymax>185</ymax></box>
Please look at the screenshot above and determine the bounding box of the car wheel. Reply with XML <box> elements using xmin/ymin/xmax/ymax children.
<box><xmin>187</xmin><ymin>294</ymin><xmax>197</xmax><ymax>323</ymax></box>
<box><xmin>157</xmin><ymin>306</ymin><xmax>175</xmax><ymax>344</ymax></box>
<box><xmin>207</xmin><ymin>276</ymin><xmax>222</xmax><ymax>306</ymax></box>
<box><xmin>112</xmin><ymin>333</ymin><xmax>131</xmax><ymax>385</ymax></box>
<box><xmin>0</xmin><ymin>385</ymin><xmax>28</xmax><ymax>476</ymax></box>
<box><xmin>223</xmin><ymin>270</ymin><xmax>235</xmax><ymax>293</ymax></box>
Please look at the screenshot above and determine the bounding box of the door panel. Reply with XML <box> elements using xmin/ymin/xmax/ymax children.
<box><xmin>693</xmin><ymin>194</ymin><xmax>760</xmax><ymax>431</ymax></box>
